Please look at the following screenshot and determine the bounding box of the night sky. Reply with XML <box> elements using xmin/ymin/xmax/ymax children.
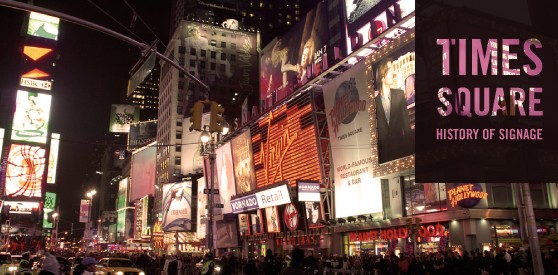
<box><xmin>0</xmin><ymin>0</ymin><xmax>169</xmax><ymax>234</ymax></box>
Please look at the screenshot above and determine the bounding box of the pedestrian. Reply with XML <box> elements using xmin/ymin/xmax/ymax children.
<box><xmin>74</xmin><ymin>256</ymin><xmax>98</xmax><ymax>275</ymax></box>
<box><xmin>39</xmin><ymin>253</ymin><xmax>60</xmax><ymax>275</ymax></box>
<box><xmin>279</xmin><ymin>248</ymin><xmax>306</xmax><ymax>275</ymax></box>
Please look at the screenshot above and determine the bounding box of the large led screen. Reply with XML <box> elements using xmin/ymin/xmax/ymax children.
<box><xmin>162</xmin><ymin>181</ymin><xmax>192</xmax><ymax>232</ymax></box>
<box><xmin>323</xmin><ymin>60</ymin><xmax>382</xmax><ymax>218</ymax></box>
<box><xmin>27</xmin><ymin>12</ymin><xmax>60</xmax><ymax>40</ymax></box>
<box><xmin>128</xmin><ymin>121</ymin><xmax>157</xmax><ymax>150</ymax></box>
<box><xmin>372</xmin><ymin>42</ymin><xmax>415</xmax><ymax>164</ymax></box>
<box><xmin>251</xmin><ymin>94</ymin><xmax>322</xmax><ymax>188</ymax></box>
<box><xmin>230</xmin><ymin>130</ymin><xmax>257</xmax><ymax>194</ymax></box>
<box><xmin>108</xmin><ymin>104</ymin><xmax>140</xmax><ymax>133</ymax></box>
<box><xmin>181</xmin><ymin>113</ymin><xmax>210</xmax><ymax>174</ymax></box>
<box><xmin>130</xmin><ymin>145</ymin><xmax>156</xmax><ymax>201</ymax></box>
<box><xmin>344</xmin><ymin>0</ymin><xmax>414</xmax><ymax>56</ymax></box>
<box><xmin>47</xmin><ymin>133</ymin><xmax>60</xmax><ymax>184</ymax></box>
<box><xmin>260</xmin><ymin>2</ymin><xmax>330</xmax><ymax>109</ymax></box>
<box><xmin>42</xmin><ymin>192</ymin><xmax>57</xmax><ymax>229</ymax></box>
<box><xmin>11</xmin><ymin>90</ymin><xmax>52</xmax><ymax>144</ymax></box>
<box><xmin>5</xmin><ymin>144</ymin><xmax>45</xmax><ymax>198</ymax></box>
<box><xmin>215</xmin><ymin>142</ymin><xmax>237</xmax><ymax>214</ymax></box>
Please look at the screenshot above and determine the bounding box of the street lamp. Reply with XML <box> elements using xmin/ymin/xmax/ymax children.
<box><xmin>85</xmin><ymin>190</ymin><xmax>96</xmax><ymax>245</ymax></box>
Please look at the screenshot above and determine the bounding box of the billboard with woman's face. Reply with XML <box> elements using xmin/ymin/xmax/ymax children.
<box><xmin>304</xmin><ymin>201</ymin><xmax>324</xmax><ymax>229</ymax></box>
<box><xmin>162</xmin><ymin>181</ymin><xmax>192</xmax><ymax>232</ymax></box>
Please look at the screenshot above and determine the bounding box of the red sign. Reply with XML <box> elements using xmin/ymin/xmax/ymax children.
<box><xmin>284</xmin><ymin>203</ymin><xmax>299</xmax><ymax>231</ymax></box>
<box><xmin>349</xmin><ymin>224</ymin><xmax>446</xmax><ymax>242</ymax></box>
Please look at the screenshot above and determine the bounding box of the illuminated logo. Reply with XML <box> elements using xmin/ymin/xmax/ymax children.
<box><xmin>260</xmin><ymin>111</ymin><xmax>298</xmax><ymax>184</ymax></box>
<box><xmin>20</xmin><ymin>77</ymin><xmax>52</xmax><ymax>90</ymax></box>
<box><xmin>21</xmin><ymin>68</ymin><xmax>50</xmax><ymax>79</ymax></box>
<box><xmin>328</xmin><ymin>78</ymin><xmax>367</xmax><ymax>137</ymax></box>
<box><xmin>284</xmin><ymin>203</ymin><xmax>298</xmax><ymax>231</ymax></box>
<box><xmin>448</xmin><ymin>183</ymin><xmax>488</xmax><ymax>208</ymax></box>
<box><xmin>23</xmin><ymin>46</ymin><xmax>53</xmax><ymax>61</ymax></box>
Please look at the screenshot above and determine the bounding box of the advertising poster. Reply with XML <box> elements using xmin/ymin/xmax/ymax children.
<box><xmin>125</xmin><ymin>208</ymin><xmax>135</xmax><ymax>240</ymax></box>
<box><xmin>128</xmin><ymin>121</ymin><xmax>157</xmax><ymax>150</ymax></box>
<box><xmin>117</xmin><ymin>178</ymin><xmax>128</xmax><ymax>210</ymax></box>
<box><xmin>27</xmin><ymin>12</ymin><xmax>59</xmax><ymax>40</ymax></box>
<box><xmin>238</xmin><ymin>214</ymin><xmax>250</xmax><ymax>235</ymax></box>
<box><xmin>297</xmin><ymin>181</ymin><xmax>321</xmax><ymax>202</ymax></box>
<box><xmin>108</xmin><ymin>104</ymin><xmax>140</xmax><ymax>133</ymax></box>
<box><xmin>162</xmin><ymin>181</ymin><xmax>192</xmax><ymax>231</ymax></box>
<box><xmin>130</xmin><ymin>145</ymin><xmax>156</xmax><ymax>201</ymax></box>
<box><xmin>323</xmin><ymin>59</ymin><xmax>382</xmax><ymax>218</ymax></box>
<box><xmin>5</xmin><ymin>144</ymin><xmax>45</xmax><ymax>198</ymax></box>
<box><xmin>259</xmin><ymin>2</ymin><xmax>330</xmax><ymax>109</ymax></box>
<box><xmin>265</xmin><ymin>206</ymin><xmax>280</xmax><ymax>233</ymax></box>
<box><xmin>42</xmin><ymin>192</ymin><xmax>56</xmax><ymax>229</ymax></box>
<box><xmin>250</xmin><ymin>209</ymin><xmax>264</xmax><ymax>235</ymax></box>
<box><xmin>196</xmin><ymin>177</ymin><xmax>207</xmax><ymax>239</ymax></box>
<box><xmin>215</xmin><ymin>142</ymin><xmax>237</xmax><ymax>214</ymax></box>
<box><xmin>11</xmin><ymin>90</ymin><xmax>51</xmax><ymax>144</ymax></box>
<box><xmin>283</xmin><ymin>203</ymin><xmax>299</xmax><ymax>231</ymax></box>
<box><xmin>230</xmin><ymin>130</ymin><xmax>256</xmax><ymax>194</ymax></box>
<box><xmin>304</xmin><ymin>201</ymin><xmax>324</xmax><ymax>229</ymax></box>
<box><xmin>79</xmin><ymin>199</ymin><xmax>91</xmax><ymax>223</ymax></box>
<box><xmin>216</xmin><ymin>220</ymin><xmax>239</xmax><ymax>248</ymax></box>
<box><xmin>47</xmin><ymin>133</ymin><xmax>60</xmax><ymax>184</ymax></box>
<box><xmin>251</xmin><ymin>94</ymin><xmax>322</xmax><ymax>188</ymax></box>
<box><xmin>117</xmin><ymin>209</ymin><xmax>126</xmax><ymax>240</ymax></box>
<box><xmin>181</xmin><ymin>113</ymin><xmax>210</xmax><ymax>174</ymax></box>
<box><xmin>372</xmin><ymin>42</ymin><xmax>415</xmax><ymax>164</ymax></box>
<box><xmin>134</xmin><ymin>199</ymin><xmax>143</xmax><ymax>239</ymax></box>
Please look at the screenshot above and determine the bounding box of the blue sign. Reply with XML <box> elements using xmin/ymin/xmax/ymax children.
<box><xmin>231</xmin><ymin>194</ymin><xmax>259</xmax><ymax>214</ymax></box>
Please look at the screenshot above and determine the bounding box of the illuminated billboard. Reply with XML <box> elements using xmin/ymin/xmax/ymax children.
<box><xmin>215</xmin><ymin>142</ymin><xmax>236</xmax><ymax>214</ymax></box>
<box><xmin>344</xmin><ymin>0</ymin><xmax>414</xmax><ymax>56</ymax></box>
<box><xmin>11</xmin><ymin>90</ymin><xmax>52</xmax><ymax>144</ymax></box>
<box><xmin>265</xmin><ymin>206</ymin><xmax>280</xmax><ymax>233</ymax></box>
<box><xmin>250</xmin><ymin>209</ymin><xmax>264</xmax><ymax>235</ymax></box>
<box><xmin>304</xmin><ymin>201</ymin><xmax>325</xmax><ymax>229</ymax></box>
<box><xmin>27</xmin><ymin>12</ymin><xmax>60</xmax><ymax>40</ymax></box>
<box><xmin>230</xmin><ymin>130</ymin><xmax>257</xmax><ymax>194</ymax></box>
<box><xmin>117</xmin><ymin>178</ymin><xmax>128</xmax><ymax>210</ymax></box>
<box><xmin>5</xmin><ymin>201</ymin><xmax>40</xmax><ymax>215</ymax></box>
<box><xmin>5</xmin><ymin>144</ymin><xmax>45</xmax><ymax>198</ymax></box>
<box><xmin>128</xmin><ymin>121</ymin><xmax>157</xmax><ymax>150</ymax></box>
<box><xmin>297</xmin><ymin>181</ymin><xmax>320</xmax><ymax>202</ymax></box>
<box><xmin>323</xmin><ymin>59</ymin><xmax>382</xmax><ymax>218</ymax></box>
<box><xmin>181</xmin><ymin>113</ymin><xmax>210</xmax><ymax>174</ymax></box>
<box><xmin>42</xmin><ymin>192</ymin><xmax>57</xmax><ymax>229</ymax></box>
<box><xmin>23</xmin><ymin>45</ymin><xmax>53</xmax><ymax>61</ymax></box>
<box><xmin>79</xmin><ymin>199</ymin><xmax>91</xmax><ymax>223</ymax></box>
<box><xmin>108</xmin><ymin>104</ymin><xmax>140</xmax><ymax>133</ymax></box>
<box><xmin>260</xmin><ymin>2</ymin><xmax>331</xmax><ymax>109</ymax></box>
<box><xmin>130</xmin><ymin>144</ymin><xmax>156</xmax><ymax>201</ymax></box>
<box><xmin>162</xmin><ymin>181</ymin><xmax>192</xmax><ymax>232</ymax></box>
<box><xmin>47</xmin><ymin>133</ymin><xmax>60</xmax><ymax>184</ymax></box>
<box><xmin>196</xmin><ymin>177</ymin><xmax>207</xmax><ymax>239</ymax></box>
<box><xmin>0</xmin><ymin>128</ymin><xmax>4</xmax><ymax>153</ymax></box>
<box><xmin>251</xmin><ymin>94</ymin><xmax>322</xmax><ymax>188</ymax></box>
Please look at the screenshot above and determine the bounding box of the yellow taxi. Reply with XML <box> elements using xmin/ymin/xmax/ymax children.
<box><xmin>96</xmin><ymin>258</ymin><xmax>145</xmax><ymax>275</ymax></box>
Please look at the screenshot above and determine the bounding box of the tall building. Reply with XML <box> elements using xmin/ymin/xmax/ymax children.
<box><xmin>155</xmin><ymin>20</ymin><xmax>259</xmax><ymax>215</ymax></box>
<box><xmin>125</xmin><ymin>64</ymin><xmax>160</xmax><ymax>121</ymax></box>
<box><xmin>170</xmin><ymin>0</ymin><xmax>321</xmax><ymax>46</ymax></box>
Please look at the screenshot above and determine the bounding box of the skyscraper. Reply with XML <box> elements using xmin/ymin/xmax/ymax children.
<box><xmin>126</xmin><ymin>64</ymin><xmax>160</xmax><ymax>121</ymax></box>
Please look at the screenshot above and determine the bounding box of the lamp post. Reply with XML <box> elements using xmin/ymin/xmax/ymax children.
<box><xmin>51</xmin><ymin>212</ymin><xmax>59</xmax><ymax>249</ymax></box>
<box><xmin>86</xmin><ymin>190</ymin><xmax>97</xmax><ymax>244</ymax></box>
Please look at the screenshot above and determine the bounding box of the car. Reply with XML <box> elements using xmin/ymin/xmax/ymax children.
<box><xmin>0</xmin><ymin>253</ymin><xmax>18</xmax><ymax>274</ymax></box>
<box><xmin>96</xmin><ymin>258</ymin><xmax>145</xmax><ymax>275</ymax></box>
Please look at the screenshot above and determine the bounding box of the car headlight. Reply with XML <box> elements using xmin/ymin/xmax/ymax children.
<box><xmin>8</xmin><ymin>266</ymin><xmax>17</xmax><ymax>271</ymax></box>
<box><xmin>139</xmin><ymin>272</ymin><xmax>145</xmax><ymax>275</ymax></box>
<box><xmin>215</xmin><ymin>266</ymin><xmax>221</xmax><ymax>272</ymax></box>
<box><xmin>115</xmin><ymin>272</ymin><xmax>124</xmax><ymax>275</ymax></box>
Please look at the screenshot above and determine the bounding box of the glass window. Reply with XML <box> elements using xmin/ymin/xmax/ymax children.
<box><xmin>405</xmin><ymin>180</ymin><xmax>447</xmax><ymax>215</ymax></box>
<box><xmin>211</xmin><ymin>40</ymin><xmax>217</xmax><ymax>46</ymax></box>
<box><xmin>231</xmin><ymin>43</ymin><xmax>236</xmax><ymax>49</ymax></box>
<box><xmin>221</xmin><ymin>41</ymin><xmax>226</xmax><ymax>48</ymax></box>
<box><xmin>211</xmin><ymin>63</ymin><xmax>216</xmax><ymax>70</ymax></box>
<box><xmin>230</xmin><ymin>54</ymin><xmax>236</xmax><ymax>62</ymax></box>
<box><xmin>211</xmin><ymin>51</ymin><xmax>216</xmax><ymax>59</ymax></box>
<box><xmin>221</xmin><ymin>53</ymin><xmax>226</xmax><ymax>60</ymax></box>
<box><xmin>530</xmin><ymin>183</ymin><xmax>549</xmax><ymax>209</ymax></box>
<box><xmin>488</xmin><ymin>183</ymin><xmax>515</xmax><ymax>208</ymax></box>
<box><xmin>190</xmin><ymin>48</ymin><xmax>196</xmax><ymax>55</ymax></box>
<box><xmin>201</xmin><ymin>50</ymin><xmax>206</xmax><ymax>57</ymax></box>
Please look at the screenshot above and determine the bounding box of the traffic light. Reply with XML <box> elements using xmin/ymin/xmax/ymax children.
<box><xmin>189</xmin><ymin>100</ymin><xmax>204</xmax><ymax>131</ymax></box>
<box><xmin>209</xmin><ymin>101</ymin><xmax>225</xmax><ymax>133</ymax></box>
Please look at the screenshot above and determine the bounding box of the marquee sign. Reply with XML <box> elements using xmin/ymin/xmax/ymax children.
<box><xmin>349</xmin><ymin>224</ymin><xmax>446</xmax><ymax>242</ymax></box>
<box><xmin>448</xmin><ymin>183</ymin><xmax>488</xmax><ymax>208</ymax></box>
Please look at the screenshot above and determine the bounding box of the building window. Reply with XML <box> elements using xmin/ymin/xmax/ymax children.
<box><xmin>200</xmin><ymin>61</ymin><xmax>206</xmax><ymax>69</ymax></box>
<box><xmin>179</xmin><ymin>46</ymin><xmax>186</xmax><ymax>54</ymax></box>
<box><xmin>220</xmin><ymin>63</ymin><xmax>226</xmax><ymax>72</ymax></box>
<box><xmin>231</xmin><ymin>43</ymin><xmax>236</xmax><ymax>49</ymax></box>
<box><xmin>210</xmin><ymin>62</ymin><xmax>216</xmax><ymax>70</ymax></box>
<box><xmin>175</xmin><ymin>158</ymin><xmax>181</xmax><ymax>165</ymax></box>
<box><xmin>201</xmin><ymin>50</ymin><xmax>206</xmax><ymax>57</ymax></box>
<box><xmin>230</xmin><ymin>54</ymin><xmax>236</xmax><ymax>62</ymax></box>
<box><xmin>405</xmin><ymin>180</ymin><xmax>447</xmax><ymax>215</ymax></box>
<box><xmin>176</xmin><ymin>132</ymin><xmax>182</xmax><ymax>139</ymax></box>
<box><xmin>211</xmin><ymin>40</ymin><xmax>217</xmax><ymax>46</ymax></box>
<box><xmin>211</xmin><ymin>51</ymin><xmax>216</xmax><ymax>59</ymax></box>
<box><xmin>190</xmin><ymin>48</ymin><xmax>196</xmax><ymax>55</ymax></box>
<box><xmin>221</xmin><ymin>53</ymin><xmax>226</xmax><ymax>60</ymax></box>
<box><xmin>190</xmin><ymin>60</ymin><xmax>195</xmax><ymax>67</ymax></box>
<box><xmin>179</xmin><ymin>57</ymin><xmax>185</xmax><ymax>66</ymax></box>
<box><xmin>221</xmin><ymin>41</ymin><xmax>226</xmax><ymax>48</ymax></box>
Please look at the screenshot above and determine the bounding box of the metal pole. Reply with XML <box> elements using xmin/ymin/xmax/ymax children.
<box><xmin>208</xmin><ymin>139</ymin><xmax>216</xmax><ymax>254</ymax></box>
<box><xmin>521</xmin><ymin>183</ymin><xmax>545</xmax><ymax>275</ymax></box>
<box><xmin>54</xmin><ymin>216</ymin><xmax>59</xmax><ymax>249</ymax></box>
<box><xmin>514</xmin><ymin>183</ymin><xmax>528</xmax><ymax>241</ymax></box>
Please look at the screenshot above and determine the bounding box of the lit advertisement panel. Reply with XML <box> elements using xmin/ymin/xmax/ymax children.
<box><xmin>11</xmin><ymin>90</ymin><xmax>52</xmax><ymax>144</ymax></box>
<box><xmin>344</xmin><ymin>0</ymin><xmax>414</xmax><ymax>55</ymax></box>
<box><xmin>181</xmin><ymin>113</ymin><xmax>210</xmax><ymax>174</ymax></box>
<box><xmin>304</xmin><ymin>201</ymin><xmax>325</xmax><ymax>229</ymax></box>
<box><xmin>4</xmin><ymin>201</ymin><xmax>40</xmax><ymax>215</ymax></box>
<box><xmin>297</xmin><ymin>181</ymin><xmax>320</xmax><ymax>202</ymax></box>
<box><xmin>42</xmin><ymin>192</ymin><xmax>57</xmax><ymax>229</ymax></box>
<box><xmin>27</xmin><ymin>12</ymin><xmax>60</xmax><ymax>40</ymax></box>
<box><xmin>230</xmin><ymin>130</ymin><xmax>256</xmax><ymax>194</ymax></box>
<box><xmin>215</xmin><ymin>142</ymin><xmax>236</xmax><ymax>214</ymax></box>
<box><xmin>47</xmin><ymin>133</ymin><xmax>60</xmax><ymax>184</ymax></box>
<box><xmin>196</xmin><ymin>177</ymin><xmax>207</xmax><ymax>239</ymax></box>
<box><xmin>0</xmin><ymin>128</ymin><xmax>4</xmax><ymax>153</ymax></box>
<box><xmin>162</xmin><ymin>181</ymin><xmax>192</xmax><ymax>232</ymax></box>
<box><xmin>117</xmin><ymin>209</ymin><xmax>126</xmax><ymax>240</ymax></box>
<box><xmin>265</xmin><ymin>206</ymin><xmax>280</xmax><ymax>233</ymax></box>
<box><xmin>251</xmin><ymin>94</ymin><xmax>322</xmax><ymax>188</ymax></box>
<box><xmin>5</xmin><ymin>144</ymin><xmax>45</xmax><ymax>198</ymax></box>
<box><xmin>117</xmin><ymin>178</ymin><xmax>128</xmax><ymax>210</ymax></box>
<box><xmin>79</xmin><ymin>199</ymin><xmax>90</xmax><ymax>223</ymax></box>
<box><xmin>134</xmin><ymin>199</ymin><xmax>144</xmax><ymax>239</ymax></box>
<box><xmin>130</xmin><ymin>144</ymin><xmax>156</xmax><ymax>201</ymax></box>
<box><xmin>250</xmin><ymin>209</ymin><xmax>264</xmax><ymax>235</ymax></box>
<box><xmin>128</xmin><ymin>121</ymin><xmax>157</xmax><ymax>150</ymax></box>
<box><xmin>323</xmin><ymin>60</ymin><xmax>382</xmax><ymax>217</ymax></box>
<box><xmin>20</xmin><ymin>77</ymin><xmax>52</xmax><ymax>91</ymax></box>
<box><xmin>260</xmin><ymin>2</ymin><xmax>330</xmax><ymax>109</ymax></box>
<box><xmin>23</xmin><ymin>45</ymin><xmax>53</xmax><ymax>61</ymax></box>
<box><xmin>108</xmin><ymin>104</ymin><xmax>140</xmax><ymax>133</ymax></box>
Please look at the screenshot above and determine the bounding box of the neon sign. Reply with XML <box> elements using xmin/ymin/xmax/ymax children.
<box><xmin>448</xmin><ymin>184</ymin><xmax>488</xmax><ymax>208</ymax></box>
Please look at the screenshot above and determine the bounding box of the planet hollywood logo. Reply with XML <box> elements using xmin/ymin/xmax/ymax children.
<box><xmin>284</xmin><ymin>203</ymin><xmax>298</xmax><ymax>231</ymax></box>
<box><xmin>328</xmin><ymin>78</ymin><xmax>367</xmax><ymax>137</ymax></box>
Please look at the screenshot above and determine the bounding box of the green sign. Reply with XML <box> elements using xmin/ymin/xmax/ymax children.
<box><xmin>42</xmin><ymin>192</ymin><xmax>56</xmax><ymax>229</ymax></box>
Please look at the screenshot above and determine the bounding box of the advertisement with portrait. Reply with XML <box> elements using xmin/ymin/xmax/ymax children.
<box><xmin>27</xmin><ymin>12</ymin><xmax>59</xmax><ymax>40</ymax></box>
<box><xmin>265</xmin><ymin>206</ymin><xmax>280</xmax><ymax>233</ymax></box>
<box><xmin>11</xmin><ymin>90</ymin><xmax>51</xmax><ymax>144</ymax></box>
<box><xmin>216</xmin><ymin>219</ymin><xmax>239</xmax><ymax>249</ymax></box>
<box><xmin>128</xmin><ymin>121</ymin><xmax>157</xmax><ymax>151</ymax></box>
<box><xmin>283</xmin><ymin>203</ymin><xmax>300</xmax><ymax>232</ymax></box>
<box><xmin>215</xmin><ymin>142</ymin><xmax>237</xmax><ymax>214</ymax></box>
<box><xmin>108</xmin><ymin>104</ymin><xmax>140</xmax><ymax>133</ymax></box>
<box><xmin>250</xmin><ymin>209</ymin><xmax>264</xmax><ymax>235</ymax></box>
<box><xmin>372</xmin><ymin>41</ymin><xmax>415</xmax><ymax>164</ymax></box>
<box><xmin>130</xmin><ymin>144</ymin><xmax>156</xmax><ymax>201</ymax></box>
<box><xmin>42</xmin><ymin>192</ymin><xmax>56</xmax><ymax>229</ymax></box>
<box><xmin>251</xmin><ymin>93</ymin><xmax>322</xmax><ymax>188</ymax></box>
<box><xmin>162</xmin><ymin>181</ymin><xmax>193</xmax><ymax>232</ymax></box>
<box><xmin>344</xmin><ymin>0</ymin><xmax>414</xmax><ymax>55</ymax></box>
<box><xmin>259</xmin><ymin>2</ymin><xmax>330</xmax><ymax>109</ymax></box>
<box><xmin>304</xmin><ymin>201</ymin><xmax>324</xmax><ymax>229</ymax></box>
<box><xmin>196</xmin><ymin>177</ymin><xmax>207</xmax><ymax>239</ymax></box>
<box><xmin>181</xmin><ymin>113</ymin><xmax>210</xmax><ymax>174</ymax></box>
<box><xmin>5</xmin><ymin>144</ymin><xmax>45</xmax><ymax>198</ymax></box>
<box><xmin>231</xmin><ymin>130</ymin><xmax>257</xmax><ymax>194</ymax></box>
<box><xmin>47</xmin><ymin>133</ymin><xmax>60</xmax><ymax>184</ymax></box>
<box><xmin>323</xmin><ymin>59</ymin><xmax>382</xmax><ymax>218</ymax></box>
<box><xmin>238</xmin><ymin>213</ymin><xmax>250</xmax><ymax>236</ymax></box>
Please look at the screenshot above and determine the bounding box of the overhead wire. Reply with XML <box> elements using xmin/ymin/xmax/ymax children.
<box><xmin>121</xmin><ymin>0</ymin><xmax>168</xmax><ymax>51</ymax></box>
<box><xmin>85</xmin><ymin>0</ymin><xmax>148</xmax><ymax>45</ymax></box>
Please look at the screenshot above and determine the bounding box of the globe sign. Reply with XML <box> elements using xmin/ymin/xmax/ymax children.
<box><xmin>284</xmin><ymin>203</ymin><xmax>298</xmax><ymax>231</ymax></box>
<box><xmin>457</xmin><ymin>183</ymin><xmax>484</xmax><ymax>208</ymax></box>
